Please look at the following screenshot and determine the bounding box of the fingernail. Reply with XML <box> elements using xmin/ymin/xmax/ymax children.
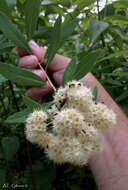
<box><xmin>29</xmin><ymin>40</ymin><xmax>39</xmax><ymax>49</ymax></box>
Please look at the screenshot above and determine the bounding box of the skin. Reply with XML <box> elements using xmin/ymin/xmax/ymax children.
<box><xmin>17</xmin><ymin>40</ymin><xmax>128</xmax><ymax>190</ymax></box>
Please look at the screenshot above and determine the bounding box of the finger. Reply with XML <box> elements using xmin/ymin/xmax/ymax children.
<box><xmin>28</xmin><ymin>40</ymin><xmax>46</xmax><ymax>63</ymax></box>
<box><xmin>33</xmin><ymin>69</ymin><xmax>47</xmax><ymax>81</ymax></box>
<box><xmin>26</xmin><ymin>84</ymin><xmax>52</xmax><ymax>103</ymax></box>
<box><xmin>47</xmin><ymin>54</ymin><xmax>70</xmax><ymax>72</ymax></box>
<box><xmin>16</xmin><ymin>46</ymin><xmax>28</xmax><ymax>57</ymax></box>
<box><xmin>28</xmin><ymin>40</ymin><xmax>70</xmax><ymax>72</ymax></box>
<box><xmin>52</xmin><ymin>69</ymin><xmax>65</xmax><ymax>86</ymax></box>
<box><xmin>18</xmin><ymin>55</ymin><xmax>39</xmax><ymax>69</ymax></box>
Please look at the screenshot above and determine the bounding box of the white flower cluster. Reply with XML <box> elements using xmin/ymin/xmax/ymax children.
<box><xmin>25</xmin><ymin>81</ymin><xmax>116</xmax><ymax>166</ymax></box>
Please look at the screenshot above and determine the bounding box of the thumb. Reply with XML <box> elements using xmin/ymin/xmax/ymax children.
<box><xmin>28</xmin><ymin>40</ymin><xmax>46</xmax><ymax>64</ymax></box>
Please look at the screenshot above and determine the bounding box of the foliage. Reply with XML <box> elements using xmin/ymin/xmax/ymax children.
<box><xmin>0</xmin><ymin>0</ymin><xmax>128</xmax><ymax>189</ymax></box>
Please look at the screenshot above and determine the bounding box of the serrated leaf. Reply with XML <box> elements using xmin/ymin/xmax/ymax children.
<box><xmin>61</xmin><ymin>18</ymin><xmax>79</xmax><ymax>46</ymax></box>
<box><xmin>92</xmin><ymin>86</ymin><xmax>98</xmax><ymax>101</ymax></box>
<box><xmin>73</xmin><ymin>50</ymin><xmax>102</xmax><ymax>80</ymax></box>
<box><xmin>0</xmin><ymin>169</ymin><xmax>6</xmax><ymax>185</ymax></box>
<box><xmin>5</xmin><ymin>109</ymin><xmax>31</xmax><ymax>124</ymax></box>
<box><xmin>23</xmin><ymin>96</ymin><xmax>53</xmax><ymax>111</ymax></box>
<box><xmin>45</xmin><ymin>15</ymin><xmax>62</xmax><ymax>67</ymax></box>
<box><xmin>1</xmin><ymin>136</ymin><xmax>20</xmax><ymax>160</ymax></box>
<box><xmin>0</xmin><ymin>74</ymin><xmax>7</xmax><ymax>83</ymax></box>
<box><xmin>89</xmin><ymin>18</ymin><xmax>109</xmax><ymax>44</ymax></box>
<box><xmin>0</xmin><ymin>11</ymin><xmax>30</xmax><ymax>52</ymax></box>
<box><xmin>25</xmin><ymin>0</ymin><xmax>41</xmax><ymax>39</ymax></box>
<box><xmin>0</xmin><ymin>42</ymin><xmax>14</xmax><ymax>54</ymax></box>
<box><xmin>62</xmin><ymin>57</ymin><xmax>77</xmax><ymax>86</ymax></box>
<box><xmin>0</xmin><ymin>0</ymin><xmax>11</xmax><ymax>17</ymax></box>
<box><xmin>0</xmin><ymin>63</ymin><xmax>45</xmax><ymax>86</ymax></box>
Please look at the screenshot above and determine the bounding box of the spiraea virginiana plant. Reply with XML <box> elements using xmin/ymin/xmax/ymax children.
<box><xmin>0</xmin><ymin>0</ymin><xmax>127</xmax><ymax>189</ymax></box>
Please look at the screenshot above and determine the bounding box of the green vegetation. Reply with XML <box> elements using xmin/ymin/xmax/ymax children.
<box><xmin>0</xmin><ymin>0</ymin><xmax>128</xmax><ymax>189</ymax></box>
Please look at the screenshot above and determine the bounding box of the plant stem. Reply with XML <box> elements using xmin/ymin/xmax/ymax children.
<box><xmin>8</xmin><ymin>80</ymin><xmax>19</xmax><ymax>112</ymax></box>
<box><xmin>25</xmin><ymin>139</ymin><xmax>37</xmax><ymax>190</ymax></box>
<box><xmin>38</xmin><ymin>62</ymin><xmax>56</xmax><ymax>91</ymax></box>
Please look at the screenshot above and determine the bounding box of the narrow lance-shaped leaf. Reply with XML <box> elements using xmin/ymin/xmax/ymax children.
<box><xmin>0</xmin><ymin>42</ymin><xmax>14</xmax><ymax>54</ymax></box>
<box><xmin>0</xmin><ymin>0</ymin><xmax>11</xmax><ymax>17</ymax></box>
<box><xmin>25</xmin><ymin>0</ymin><xmax>41</xmax><ymax>39</ymax></box>
<box><xmin>23</xmin><ymin>96</ymin><xmax>53</xmax><ymax>111</ymax></box>
<box><xmin>97</xmin><ymin>50</ymin><xmax>128</xmax><ymax>63</ymax></box>
<box><xmin>0</xmin><ymin>63</ymin><xmax>45</xmax><ymax>86</ymax></box>
<box><xmin>73</xmin><ymin>50</ymin><xmax>102</xmax><ymax>80</ymax></box>
<box><xmin>0</xmin><ymin>11</ymin><xmax>30</xmax><ymax>52</ymax></box>
<box><xmin>62</xmin><ymin>57</ymin><xmax>77</xmax><ymax>86</ymax></box>
<box><xmin>5</xmin><ymin>109</ymin><xmax>31</xmax><ymax>124</ymax></box>
<box><xmin>89</xmin><ymin>18</ymin><xmax>109</xmax><ymax>44</ymax></box>
<box><xmin>60</xmin><ymin>18</ymin><xmax>79</xmax><ymax>46</ymax></box>
<box><xmin>45</xmin><ymin>15</ymin><xmax>62</xmax><ymax>67</ymax></box>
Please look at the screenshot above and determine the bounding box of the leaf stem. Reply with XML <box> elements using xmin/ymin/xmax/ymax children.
<box><xmin>38</xmin><ymin>62</ymin><xmax>56</xmax><ymax>92</ymax></box>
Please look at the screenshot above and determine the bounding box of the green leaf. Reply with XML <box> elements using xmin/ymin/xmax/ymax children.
<box><xmin>92</xmin><ymin>86</ymin><xmax>98</xmax><ymax>101</ymax></box>
<box><xmin>110</xmin><ymin>26</ymin><xmax>128</xmax><ymax>40</ymax></box>
<box><xmin>45</xmin><ymin>15</ymin><xmax>62</xmax><ymax>67</ymax></box>
<box><xmin>23</xmin><ymin>96</ymin><xmax>53</xmax><ymax>111</ymax></box>
<box><xmin>0</xmin><ymin>63</ymin><xmax>45</xmax><ymax>86</ymax></box>
<box><xmin>116</xmin><ymin>90</ymin><xmax>128</xmax><ymax>102</ymax></box>
<box><xmin>73</xmin><ymin>50</ymin><xmax>102</xmax><ymax>80</ymax></box>
<box><xmin>62</xmin><ymin>57</ymin><xmax>77</xmax><ymax>86</ymax></box>
<box><xmin>107</xmin><ymin>72</ymin><xmax>128</xmax><ymax>77</ymax></box>
<box><xmin>0</xmin><ymin>0</ymin><xmax>11</xmax><ymax>17</ymax></box>
<box><xmin>98</xmin><ymin>50</ymin><xmax>128</xmax><ymax>63</ymax></box>
<box><xmin>23</xmin><ymin>96</ymin><xmax>43</xmax><ymax>110</ymax></box>
<box><xmin>34</xmin><ymin>26</ymin><xmax>52</xmax><ymax>39</ymax></box>
<box><xmin>89</xmin><ymin>18</ymin><xmax>109</xmax><ymax>44</ymax></box>
<box><xmin>24</xmin><ymin>0</ymin><xmax>41</xmax><ymax>39</ymax></box>
<box><xmin>1</xmin><ymin>136</ymin><xmax>20</xmax><ymax>160</ymax></box>
<box><xmin>61</xmin><ymin>18</ymin><xmax>79</xmax><ymax>46</ymax></box>
<box><xmin>5</xmin><ymin>109</ymin><xmax>31</xmax><ymax>124</ymax></box>
<box><xmin>0</xmin><ymin>169</ymin><xmax>6</xmax><ymax>185</ymax></box>
<box><xmin>0</xmin><ymin>74</ymin><xmax>7</xmax><ymax>83</ymax></box>
<box><xmin>0</xmin><ymin>11</ymin><xmax>30</xmax><ymax>52</ymax></box>
<box><xmin>0</xmin><ymin>42</ymin><xmax>14</xmax><ymax>54</ymax></box>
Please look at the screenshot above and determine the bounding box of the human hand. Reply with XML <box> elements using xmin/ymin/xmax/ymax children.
<box><xmin>17</xmin><ymin>40</ymin><xmax>71</xmax><ymax>103</ymax></box>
